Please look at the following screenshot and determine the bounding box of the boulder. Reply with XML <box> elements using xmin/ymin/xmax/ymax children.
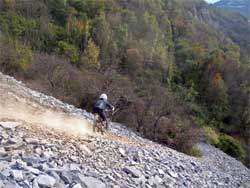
<box><xmin>123</xmin><ymin>166</ymin><xmax>142</xmax><ymax>178</ymax></box>
<box><xmin>0</xmin><ymin>121</ymin><xmax>21</xmax><ymax>129</ymax></box>
<box><xmin>24</xmin><ymin>138</ymin><xmax>39</xmax><ymax>145</ymax></box>
<box><xmin>60</xmin><ymin>172</ymin><xmax>72</xmax><ymax>184</ymax></box>
<box><xmin>72</xmin><ymin>183</ymin><xmax>83</xmax><ymax>188</ymax></box>
<box><xmin>78</xmin><ymin>175</ymin><xmax>106</xmax><ymax>188</ymax></box>
<box><xmin>79</xmin><ymin>145</ymin><xmax>92</xmax><ymax>156</ymax></box>
<box><xmin>37</xmin><ymin>174</ymin><xmax>56</xmax><ymax>187</ymax></box>
<box><xmin>11</xmin><ymin>170</ymin><xmax>23</xmax><ymax>181</ymax></box>
<box><xmin>118</xmin><ymin>148</ymin><xmax>126</xmax><ymax>157</ymax></box>
<box><xmin>0</xmin><ymin>147</ymin><xmax>6</xmax><ymax>156</ymax></box>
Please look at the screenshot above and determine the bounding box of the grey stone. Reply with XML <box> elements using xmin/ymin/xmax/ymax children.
<box><xmin>158</xmin><ymin>169</ymin><xmax>165</xmax><ymax>175</ymax></box>
<box><xmin>24</xmin><ymin>138</ymin><xmax>39</xmax><ymax>145</ymax></box>
<box><xmin>78</xmin><ymin>175</ymin><xmax>106</xmax><ymax>188</ymax></box>
<box><xmin>0</xmin><ymin>168</ymin><xmax>11</xmax><ymax>180</ymax></box>
<box><xmin>11</xmin><ymin>170</ymin><xmax>23</xmax><ymax>181</ymax></box>
<box><xmin>54</xmin><ymin>182</ymin><xmax>68</xmax><ymax>188</ymax></box>
<box><xmin>123</xmin><ymin>166</ymin><xmax>141</xmax><ymax>178</ymax></box>
<box><xmin>60</xmin><ymin>172</ymin><xmax>72</xmax><ymax>184</ymax></box>
<box><xmin>69</xmin><ymin>163</ymin><xmax>81</xmax><ymax>172</ymax></box>
<box><xmin>49</xmin><ymin>171</ymin><xmax>61</xmax><ymax>181</ymax></box>
<box><xmin>0</xmin><ymin>147</ymin><xmax>6</xmax><ymax>157</ymax></box>
<box><xmin>32</xmin><ymin>179</ymin><xmax>39</xmax><ymax>188</ymax></box>
<box><xmin>42</xmin><ymin>151</ymin><xmax>54</xmax><ymax>159</ymax></box>
<box><xmin>0</xmin><ymin>121</ymin><xmax>21</xmax><ymax>129</ymax></box>
<box><xmin>25</xmin><ymin>166</ymin><xmax>40</xmax><ymax>175</ymax></box>
<box><xmin>4</xmin><ymin>183</ymin><xmax>21</xmax><ymax>188</ymax></box>
<box><xmin>72</xmin><ymin>183</ymin><xmax>83</xmax><ymax>188</ymax></box>
<box><xmin>34</xmin><ymin>147</ymin><xmax>42</xmax><ymax>155</ymax></box>
<box><xmin>167</xmin><ymin>171</ymin><xmax>178</xmax><ymax>178</ymax></box>
<box><xmin>22</xmin><ymin>156</ymin><xmax>45</xmax><ymax>165</ymax></box>
<box><xmin>8</xmin><ymin>137</ymin><xmax>23</xmax><ymax>144</ymax></box>
<box><xmin>79</xmin><ymin>145</ymin><xmax>92</xmax><ymax>156</ymax></box>
<box><xmin>118</xmin><ymin>148</ymin><xmax>126</xmax><ymax>157</ymax></box>
<box><xmin>11</xmin><ymin>160</ymin><xmax>27</xmax><ymax>170</ymax></box>
<box><xmin>37</xmin><ymin>174</ymin><xmax>56</xmax><ymax>187</ymax></box>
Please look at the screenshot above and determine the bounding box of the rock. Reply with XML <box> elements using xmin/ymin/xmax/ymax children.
<box><xmin>123</xmin><ymin>166</ymin><xmax>142</xmax><ymax>178</ymax></box>
<box><xmin>54</xmin><ymin>182</ymin><xmax>68</xmax><ymax>188</ymax></box>
<box><xmin>4</xmin><ymin>182</ymin><xmax>21</xmax><ymax>188</ymax></box>
<box><xmin>0</xmin><ymin>147</ymin><xmax>6</xmax><ymax>156</ymax></box>
<box><xmin>22</xmin><ymin>155</ymin><xmax>45</xmax><ymax>166</ymax></box>
<box><xmin>158</xmin><ymin>169</ymin><xmax>165</xmax><ymax>175</ymax></box>
<box><xmin>72</xmin><ymin>183</ymin><xmax>83</xmax><ymax>188</ymax></box>
<box><xmin>0</xmin><ymin>121</ymin><xmax>21</xmax><ymax>129</ymax></box>
<box><xmin>69</xmin><ymin>163</ymin><xmax>81</xmax><ymax>172</ymax></box>
<box><xmin>49</xmin><ymin>171</ymin><xmax>61</xmax><ymax>181</ymax></box>
<box><xmin>78</xmin><ymin>175</ymin><xmax>106</xmax><ymax>188</ymax></box>
<box><xmin>34</xmin><ymin>147</ymin><xmax>42</xmax><ymax>155</ymax></box>
<box><xmin>167</xmin><ymin>171</ymin><xmax>178</xmax><ymax>178</ymax></box>
<box><xmin>118</xmin><ymin>148</ymin><xmax>126</xmax><ymax>157</ymax></box>
<box><xmin>11</xmin><ymin>170</ymin><xmax>23</xmax><ymax>181</ymax></box>
<box><xmin>32</xmin><ymin>179</ymin><xmax>40</xmax><ymax>188</ymax></box>
<box><xmin>25</xmin><ymin>166</ymin><xmax>40</xmax><ymax>175</ymax></box>
<box><xmin>42</xmin><ymin>151</ymin><xmax>54</xmax><ymax>159</ymax></box>
<box><xmin>4</xmin><ymin>143</ymin><xmax>24</xmax><ymax>151</ymax></box>
<box><xmin>24</xmin><ymin>138</ymin><xmax>39</xmax><ymax>144</ymax></box>
<box><xmin>79</xmin><ymin>145</ymin><xmax>92</xmax><ymax>156</ymax></box>
<box><xmin>0</xmin><ymin>168</ymin><xmax>11</xmax><ymax>180</ymax></box>
<box><xmin>11</xmin><ymin>160</ymin><xmax>27</xmax><ymax>170</ymax></box>
<box><xmin>37</xmin><ymin>174</ymin><xmax>56</xmax><ymax>188</ymax></box>
<box><xmin>60</xmin><ymin>172</ymin><xmax>72</xmax><ymax>184</ymax></box>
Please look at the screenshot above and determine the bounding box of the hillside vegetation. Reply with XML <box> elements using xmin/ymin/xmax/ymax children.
<box><xmin>0</xmin><ymin>0</ymin><xmax>249</xmax><ymax>166</ymax></box>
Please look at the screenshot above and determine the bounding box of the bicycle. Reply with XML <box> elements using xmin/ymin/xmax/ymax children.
<box><xmin>93</xmin><ymin>109</ymin><xmax>115</xmax><ymax>135</ymax></box>
<box><xmin>93</xmin><ymin>113</ymin><xmax>105</xmax><ymax>135</ymax></box>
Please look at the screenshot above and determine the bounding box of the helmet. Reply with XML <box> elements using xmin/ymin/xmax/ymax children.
<box><xmin>99</xmin><ymin>93</ymin><xmax>108</xmax><ymax>100</ymax></box>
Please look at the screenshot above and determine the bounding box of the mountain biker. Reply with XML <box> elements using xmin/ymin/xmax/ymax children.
<box><xmin>93</xmin><ymin>93</ymin><xmax>114</xmax><ymax>130</ymax></box>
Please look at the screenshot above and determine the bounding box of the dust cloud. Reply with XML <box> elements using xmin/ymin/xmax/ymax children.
<box><xmin>0</xmin><ymin>91</ymin><xmax>94</xmax><ymax>136</ymax></box>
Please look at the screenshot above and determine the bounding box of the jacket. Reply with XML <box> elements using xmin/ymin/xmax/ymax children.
<box><xmin>94</xmin><ymin>98</ymin><xmax>112</xmax><ymax>110</ymax></box>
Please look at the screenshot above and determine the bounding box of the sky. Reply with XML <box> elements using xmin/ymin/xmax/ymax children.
<box><xmin>204</xmin><ymin>0</ymin><xmax>221</xmax><ymax>3</ymax></box>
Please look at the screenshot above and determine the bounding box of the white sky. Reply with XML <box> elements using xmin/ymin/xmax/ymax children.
<box><xmin>204</xmin><ymin>0</ymin><xmax>221</xmax><ymax>3</ymax></box>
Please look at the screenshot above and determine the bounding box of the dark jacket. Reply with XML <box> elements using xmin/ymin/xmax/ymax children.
<box><xmin>94</xmin><ymin>98</ymin><xmax>112</xmax><ymax>110</ymax></box>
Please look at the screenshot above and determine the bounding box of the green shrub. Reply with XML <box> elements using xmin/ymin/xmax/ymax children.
<box><xmin>216</xmin><ymin>135</ymin><xmax>245</xmax><ymax>161</ymax></box>
<box><xmin>186</xmin><ymin>146</ymin><xmax>203</xmax><ymax>157</ymax></box>
<box><xmin>57</xmin><ymin>41</ymin><xmax>79</xmax><ymax>64</ymax></box>
<box><xmin>203</xmin><ymin>127</ymin><xmax>219</xmax><ymax>145</ymax></box>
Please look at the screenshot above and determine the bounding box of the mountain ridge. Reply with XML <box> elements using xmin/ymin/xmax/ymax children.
<box><xmin>214</xmin><ymin>0</ymin><xmax>250</xmax><ymax>18</ymax></box>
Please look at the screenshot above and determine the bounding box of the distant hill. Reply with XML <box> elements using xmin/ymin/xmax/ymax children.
<box><xmin>214</xmin><ymin>0</ymin><xmax>250</xmax><ymax>18</ymax></box>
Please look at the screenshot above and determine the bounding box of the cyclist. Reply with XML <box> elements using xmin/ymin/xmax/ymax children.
<box><xmin>93</xmin><ymin>93</ymin><xmax>114</xmax><ymax>130</ymax></box>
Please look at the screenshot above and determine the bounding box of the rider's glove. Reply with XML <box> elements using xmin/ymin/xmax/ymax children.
<box><xmin>112</xmin><ymin>106</ymin><xmax>115</xmax><ymax>111</ymax></box>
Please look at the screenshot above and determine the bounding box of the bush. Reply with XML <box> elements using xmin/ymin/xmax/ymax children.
<box><xmin>216</xmin><ymin>135</ymin><xmax>245</xmax><ymax>161</ymax></box>
<box><xmin>155</xmin><ymin>116</ymin><xmax>202</xmax><ymax>155</ymax></box>
<box><xmin>57</xmin><ymin>41</ymin><xmax>79</xmax><ymax>64</ymax></box>
<box><xmin>203</xmin><ymin>127</ymin><xmax>219</xmax><ymax>145</ymax></box>
<box><xmin>186</xmin><ymin>146</ymin><xmax>203</xmax><ymax>157</ymax></box>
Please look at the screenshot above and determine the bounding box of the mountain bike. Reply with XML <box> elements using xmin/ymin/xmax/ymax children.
<box><xmin>93</xmin><ymin>109</ymin><xmax>115</xmax><ymax>135</ymax></box>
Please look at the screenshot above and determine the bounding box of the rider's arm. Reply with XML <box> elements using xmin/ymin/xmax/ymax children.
<box><xmin>106</xmin><ymin>101</ymin><xmax>114</xmax><ymax>110</ymax></box>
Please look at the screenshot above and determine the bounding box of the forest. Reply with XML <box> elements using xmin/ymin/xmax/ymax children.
<box><xmin>0</xmin><ymin>0</ymin><xmax>249</xmax><ymax>166</ymax></box>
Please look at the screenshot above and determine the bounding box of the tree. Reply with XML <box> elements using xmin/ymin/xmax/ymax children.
<box><xmin>80</xmin><ymin>39</ymin><xmax>100</xmax><ymax>69</ymax></box>
<box><xmin>57</xmin><ymin>41</ymin><xmax>79</xmax><ymax>64</ymax></box>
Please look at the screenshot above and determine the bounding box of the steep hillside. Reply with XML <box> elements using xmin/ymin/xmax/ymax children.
<box><xmin>0</xmin><ymin>0</ymin><xmax>249</xmax><ymax>167</ymax></box>
<box><xmin>214</xmin><ymin>0</ymin><xmax>250</xmax><ymax>18</ymax></box>
<box><xmin>0</xmin><ymin>72</ymin><xmax>250</xmax><ymax>188</ymax></box>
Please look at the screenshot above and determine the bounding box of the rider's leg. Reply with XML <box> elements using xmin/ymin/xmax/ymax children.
<box><xmin>98</xmin><ymin>110</ymin><xmax>109</xmax><ymax>130</ymax></box>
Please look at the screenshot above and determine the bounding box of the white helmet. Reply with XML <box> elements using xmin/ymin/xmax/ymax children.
<box><xmin>99</xmin><ymin>93</ymin><xmax>108</xmax><ymax>100</ymax></box>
